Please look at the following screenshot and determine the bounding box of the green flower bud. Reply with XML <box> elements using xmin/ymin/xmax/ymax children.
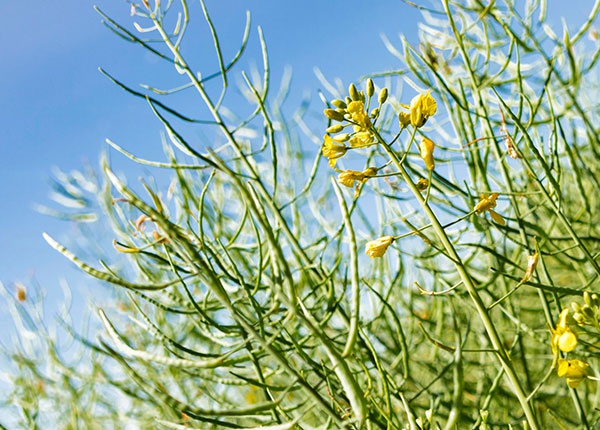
<box><xmin>326</xmin><ymin>124</ymin><xmax>344</xmax><ymax>133</ymax></box>
<box><xmin>345</xmin><ymin>96</ymin><xmax>352</xmax><ymax>105</ymax></box>
<box><xmin>324</xmin><ymin>109</ymin><xmax>345</xmax><ymax>122</ymax></box>
<box><xmin>571</xmin><ymin>302</ymin><xmax>582</xmax><ymax>314</ymax></box>
<box><xmin>332</xmin><ymin>133</ymin><xmax>350</xmax><ymax>142</ymax></box>
<box><xmin>370</xmin><ymin>107</ymin><xmax>380</xmax><ymax>118</ymax></box>
<box><xmin>349</xmin><ymin>83</ymin><xmax>360</xmax><ymax>101</ymax></box>
<box><xmin>366</xmin><ymin>78</ymin><xmax>374</xmax><ymax>97</ymax></box>
<box><xmin>331</xmin><ymin>99</ymin><xmax>347</xmax><ymax>109</ymax></box>
<box><xmin>591</xmin><ymin>293</ymin><xmax>599</xmax><ymax>307</ymax></box>
<box><xmin>378</xmin><ymin>87</ymin><xmax>388</xmax><ymax>105</ymax></box>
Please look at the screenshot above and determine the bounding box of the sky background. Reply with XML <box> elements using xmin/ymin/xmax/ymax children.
<box><xmin>0</xmin><ymin>1</ymin><xmax>596</xmax><ymax>339</ymax></box>
<box><xmin>0</xmin><ymin>0</ymin><xmax>425</xmax><ymax>335</ymax></box>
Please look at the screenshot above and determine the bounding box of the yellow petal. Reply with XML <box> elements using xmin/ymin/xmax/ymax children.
<box><xmin>489</xmin><ymin>209</ymin><xmax>505</xmax><ymax>226</ymax></box>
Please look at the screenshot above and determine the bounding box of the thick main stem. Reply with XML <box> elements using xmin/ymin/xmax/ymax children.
<box><xmin>377</xmin><ymin>133</ymin><xmax>539</xmax><ymax>429</ymax></box>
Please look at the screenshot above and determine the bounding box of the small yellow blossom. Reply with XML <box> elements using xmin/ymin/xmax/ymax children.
<box><xmin>365</xmin><ymin>235</ymin><xmax>394</xmax><ymax>258</ymax></box>
<box><xmin>338</xmin><ymin>167</ymin><xmax>378</xmax><ymax>188</ymax></box>
<box><xmin>349</xmin><ymin>130</ymin><xmax>375</xmax><ymax>148</ymax></box>
<box><xmin>419</xmin><ymin>137</ymin><xmax>435</xmax><ymax>171</ymax></box>
<box><xmin>322</xmin><ymin>134</ymin><xmax>348</xmax><ymax>167</ymax></box>
<box><xmin>551</xmin><ymin>309</ymin><xmax>578</xmax><ymax>353</ymax></box>
<box><xmin>557</xmin><ymin>359</ymin><xmax>591</xmax><ymax>388</ymax></box>
<box><xmin>398</xmin><ymin>112</ymin><xmax>411</xmax><ymax>129</ymax></box>
<box><xmin>473</xmin><ymin>193</ymin><xmax>505</xmax><ymax>226</ymax></box>
<box><xmin>409</xmin><ymin>90</ymin><xmax>437</xmax><ymax>128</ymax></box>
<box><xmin>346</xmin><ymin>101</ymin><xmax>372</xmax><ymax>129</ymax></box>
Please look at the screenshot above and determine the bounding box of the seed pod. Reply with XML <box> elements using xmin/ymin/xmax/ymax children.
<box><xmin>584</xmin><ymin>291</ymin><xmax>592</xmax><ymax>307</ymax></box>
<box><xmin>581</xmin><ymin>304</ymin><xmax>595</xmax><ymax>320</ymax></box>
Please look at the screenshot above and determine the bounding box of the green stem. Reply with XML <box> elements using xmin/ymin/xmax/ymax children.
<box><xmin>373</xmin><ymin>127</ymin><xmax>539</xmax><ymax>428</ymax></box>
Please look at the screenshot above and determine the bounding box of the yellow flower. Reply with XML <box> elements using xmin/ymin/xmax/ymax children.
<box><xmin>398</xmin><ymin>112</ymin><xmax>411</xmax><ymax>129</ymax></box>
<box><xmin>409</xmin><ymin>90</ymin><xmax>437</xmax><ymax>128</ymax></box>
<box><xmin>322</xmin><ymin>134</ymin><xmax>348</xmax><ymax>167</ymax></box>
<box><xmin>346</xmin><ymin>101</ymin><xmax>372</xmax><ymax>129</ymax></box>
<box><xmin>419</xmin><ymin>137</ymin><xmax>435</xmax><ymax>171</ymax></box>
<box><xmin>473</xmin><ymin>193</ymin><xmax>505</xmax><ymax>226</ymax></box>
<box><xmin>365</xmin><ymin>235</ymin><xmax>394</xmax><ymax>258</ymax></box>
<box><xmin>349</xmin><ymin>130</ymin><xmax>375</xmax><ymax>148</ymax></box>
<box><xmin>557</xmin><ymin>359</ymin><xmax>591</xmax><ymax>388</ymax></box>
<box><xmin>338</xmin><ymin>167</ymin><xmax>378</xmax><ymax>188</ymax></box>
<box><xmin>551</xmin><ymin>308</ymin><xmax>578</xmax><ymax>353</ymax></box>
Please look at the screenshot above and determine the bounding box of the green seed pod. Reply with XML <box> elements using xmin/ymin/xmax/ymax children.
<box><xmin>584</xmin><ymin>291</ymin><xmax>592</xmax><ymax>307</ymax></box>
<box><xmin>378</xmin><ymin>87</ymin><xmax>388</xmax><ymax>105</ymax></box>
<box><xmin>326</xmin><ymin>124</ymin><xmax>344</xmax><ymax>133</ymax></box>
<box><xmin>581</xmin><ymin>304</ymin><xmax>595</xmax><ymax>320</ymax></box>
<box><xmin>331</xmin><ymin>99</ymin><xmax>347</xmax><ymax>109</ymax></box>
<box><xmin>366</xmin><ymin>78</ymin><xmax>374</xmax><ymax>97</ymax></box>
<box><xmin>349</xmin><ymin>83</ymin><xmax>360</xmax><ymax>101</ymax></box>
<box><xmin>324</xmin><ymin>109</ymin><xmax>345</xmax><ymax>122</ymax></box>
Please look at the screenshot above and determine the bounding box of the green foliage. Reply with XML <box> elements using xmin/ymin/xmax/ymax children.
<box><xmin>3</xmin><ymin>0</ymin><xmax>600</xmax><ymax>428</ymax></box>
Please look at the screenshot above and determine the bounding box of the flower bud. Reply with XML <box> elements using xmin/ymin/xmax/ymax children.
<box><xmin>584</xmin><ymin>291</ymin><xmax>592</xmax><ymax>307</ymax></box>
<box><xmin>370</xmin><ymin>107</ymin><xmax>380</xmax><ymax>118</ymax></box>
<box><xmin>349</xmin><ymin>83</ymin><xmax>360</xmax><ymax>101</ymax></box>
<box><xmin>366</xmin><ymin>78</ymin><xmax>375</xmax><ymax>97</ymax></box>
<box><xmin>419</xmin><ymin>137</ymin><xmax>435</xmax><ymax>171</ymax></box>
<box><xmin>378</xmin><ymin>87</ymin><xmax>388</xmax><ymax>105</ymax></box>
<box><xmin>332</xmin><ymin>133</ymin><xmax>350</xmax><ymax>142</ymax></box>
<box><xmin>326</xmin><ymin>124</ymin><xmax>344</xmax><ymax>133</ymax></box>
<box><xmin>365</xmin><ymin>235</ymin><xmax>394</xmax><ymax>258</ymax></box>
<box><xmin>324</xmin><ymin>109</ymin><xmax>345</xmax><ymax>122</ymax></box>
<box><xmin>331</xmin><ymin>99</ymin><xmax>347</xmax><ymax>109</ymax></box>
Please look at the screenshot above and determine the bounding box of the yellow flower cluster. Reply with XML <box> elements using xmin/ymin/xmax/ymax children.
<box><xmin>322</xmin><ymin>80</ymin><xmax>389</xmax><ymax>167</ymax></box>
<box><xmin>322</xmin><ymin>84</ymin><xmax>441</xmax><ymax>262</ymax></box>
<box><xmin>550</xmin><ymin>307</ymin><xmax>593</xmax><ymax>389</ymax></box>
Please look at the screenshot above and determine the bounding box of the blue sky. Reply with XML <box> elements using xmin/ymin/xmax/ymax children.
<box><xmin>0</xmin><ymin>1</ymin><xmax>423</xmax><ymax>324</ymax></box>
<box><xmin>1</xmin><ymin>1</ymin><xmax>596</xmax><ymax>331</ymax></box>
